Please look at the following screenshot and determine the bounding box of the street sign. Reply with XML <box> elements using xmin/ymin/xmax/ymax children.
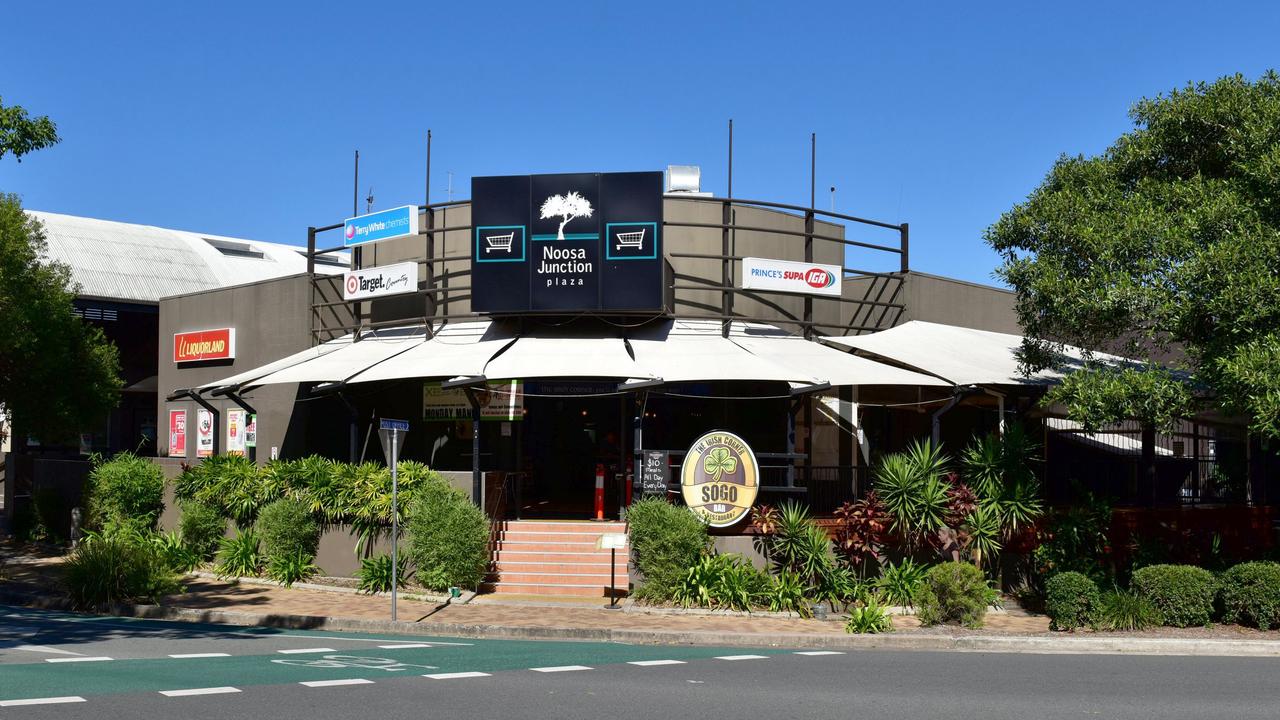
<box><xmin>375</xmin><ymin>418</ymin><xmax>410</xmax><ymax>622</ymax></box>
<box><xmin>597</xmin><ymin>533</ymin><xmax>627</xmax><ymax>550</ymax></box>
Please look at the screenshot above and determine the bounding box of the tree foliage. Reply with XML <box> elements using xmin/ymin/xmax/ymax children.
<box><xmin>986</xmin><ymin>71</ymin><xmax>1280</xmax><ymax>436</ymax></box>
<box><xmin>0</xmin><ymin>97</ymin><xmax>60</xmax><ymax>162</ymax></box>
<box><xmin>0</xmin><ymin>194</ymin><xmax>122</xmax><ymax>443</ymax></box>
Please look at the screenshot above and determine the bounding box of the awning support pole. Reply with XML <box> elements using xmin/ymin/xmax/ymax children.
<box><xmin>183</xmin><ymin>391</ymin><xmax>222</xmax><ymax>456</ymax></box>
<box><xmin>983</xmin><ymin>388</ymin><xmax>1007</xmax><ymax>436</ymax></box>
<box><xmin>931</xmin><ymin>393</ymin><xmax>963</xmax><ymax>447</ymax></box>
<box><xmin>632</xmin><ymin>390</ymin><xmax>649</xmax><ymax>497</ymax></box>
<box><xmin>335</xmin><ymin>392</ymin><xmax>359</xmax><ymax>464</ymax></box>
<box><xmin>465</xmin><ymin>387</ymin><xmax>482</xmax><ymax>507</ymax></box>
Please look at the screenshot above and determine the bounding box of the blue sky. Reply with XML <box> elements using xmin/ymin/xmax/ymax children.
<box><xmin>3</xmin><ymin>1</ymin><xmax>1277</xmax><ymax>285</ymax></box>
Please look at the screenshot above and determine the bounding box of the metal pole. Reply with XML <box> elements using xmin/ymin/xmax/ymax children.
<box><xmin>900</xmin><ymin>222</ymin><xmax>910</xmax><ymax>274</ymax></box>
<box><xmin>390</xmin><ymin>427</ymin><xmax>398</xmax><ymax>622</ymax></box>
<box><xmin>727</xmin><ymin>119</ymin><xmax>733</xmax><ymax>198</ymax></box>
<box><xmin>608</xmin><ymin>547</ymin><xmax>618</xmax><ymax>608</ymax></box>
<box><xmin>353</xmin><ymin>150</ymin><xmax>359</xmax><ymax>217</ymax></box>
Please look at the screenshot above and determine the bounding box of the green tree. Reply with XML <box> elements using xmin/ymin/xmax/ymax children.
<box><xmin>0</xmin><ymin>98</ymin><xmax>60</xmax><ymax>162</ymax></box>
<box><xmin>0</xmin><ymin>194</ymin><xmax>122</xmax><ymax>443</ymax></box>
<box><xmin>986</xmin><ymin>71</ymin><xmax>1280</xmax><ymax>439</ymax></box>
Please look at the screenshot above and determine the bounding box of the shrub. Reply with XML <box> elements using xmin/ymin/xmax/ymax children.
<box><xmin>1045</xmin><ymin>571</ymin><xmax>1100</xmax><ymax>631</ymax></box>
<box><xmin>63</xmin><ymin>533</ymin><xmax>183</xmax><ymax>608</ymax></box>
<box><xmin>215</xmin><ymin>530</ymin><xmax>263</xmax><ymax>578</ymax></box>
<box><xmin>356</xmin><ymin>553</ymin><xmax>411</xmax><ymax>594</ymax></box>
<box><xmin>175</xmin><ymin>454</ymin><xmax>267</xmax><ymax>527</ymax></box>
<box><xmin>1097</xmin><ymin>589</ymin><xmax>1161</xmax><ymax>631</ymax></box>
<box><xmin>671</xmin><ymin>553</ymin><xmax>768</xmax><ymax>611</ymax></box>
<box><xmin>1218</xmin><ymin>561</ymin><xmax>1280</xmax><ymax>629</ymax></box>
<box><xmin>916</xmin><ymin>561</ymin><xmax>997</xmax><ymax>628</ymax></box>
<box><xmin>874</xmin><ymin>558</ymin><xmax>929</xmax><ymax>607</ymax></box>
<box><xmin>626</xmin><ymin>497</ymin><xmax>709</xmax><ymax>602</ymax></box>
<box><xmin>407</xmin><ymin>484</ymin><xmax>489</xmax><ymax>591</ymax></box>
<box><xmin>764</xmin><ymin>569</ymin><xmax>812</xmax><ymax>617</ymax></box>
<box><xmin>846</xmin><ymin>593</ymin><xmax>894</xmax><ymax>634</ymax></box>
<box><xmin>178</xmin><ymin>500</ymin><xmax>225</xmax><ymax>560</ymax></box>
<box><xmin>255</xmin><ymin>498</ymin><xmax>320</xmax><ymax>563</ymax></box>
<box><xmin>85</xmin><ymin>452</ymin><xmax>165</xmax><ymax>532</ymax></box>
<box><xmin>265</xmin><ymin>550</ymin><xmax>322</xmax><ymax>587</ymax></box>
<box><xmin>151</xmin><ymin>530</ymin><xmax>202</xmax><ymax>573</ymax></box>
<box><xmin>1131</xmin><ymin>564</ymin><xmax>1217</xmax><ymax>627</ymax></box>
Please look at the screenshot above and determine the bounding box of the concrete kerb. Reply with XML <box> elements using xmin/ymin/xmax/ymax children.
<box><xmin>5</xmin><ymin>586</ymin><xmax>1280</xmax><ymax>657</ymax></box>
<box><xmin>185</xmin><ymin>570</ymin><xmax>476</xmax><ymax>605</ymax></box>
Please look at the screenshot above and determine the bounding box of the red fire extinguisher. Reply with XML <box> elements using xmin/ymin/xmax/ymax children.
<box><xmin>594</xmin><ymin>464</ymin><xmax>606</xmax><ymax>521</ymax></box>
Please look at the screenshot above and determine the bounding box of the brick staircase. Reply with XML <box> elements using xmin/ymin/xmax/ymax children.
<box><xmin>484</xmin><ymin>520</ymin><xmax>629</xmax><ymax>597</ymax></box>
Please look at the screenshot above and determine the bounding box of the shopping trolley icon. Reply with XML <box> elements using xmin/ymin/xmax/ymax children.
<box><xmin>614</xmin><ymin>228</ymin><xmax>646</xmax><ymax>251</ymax></box>
<box><xmin>485</xmin><ymin>232</ymin><xmax>515</xmax><ymax>253</ymax></box>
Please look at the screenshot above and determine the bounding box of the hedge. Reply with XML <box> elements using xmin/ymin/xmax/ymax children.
<box><xmin>1045</xmin><ymin>571</ymin><xmax>1100</xmax><ymax>631</ymax></box>
<box><xmin>1131</xmin><ymin>564</ymin><xmax>1217</xmax><ymax>627</ymax></box>
<box><xmin>626</xmin><ymin>498</ymin><xmax>709</xmax><ymax>602</ymax></box>
<box><xmin>915</xmin><ymin>561</ymin><xmax>997</xmax><ymax>629</ymax></box>
<box><xmin>1218</xmin><ymin>561</ymin><xmax>1280</xmax><ymax>630</ymax></box>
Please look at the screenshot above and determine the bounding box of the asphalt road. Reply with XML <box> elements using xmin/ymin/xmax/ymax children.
<box><xmin>3</xmin><ymin>605</ymin><xmax>1280</xmax><ymax>719</ymax></box>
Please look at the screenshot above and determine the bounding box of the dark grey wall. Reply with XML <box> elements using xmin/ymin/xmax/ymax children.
<box><xmin>157</xmin><ymin>274</ymin><xmax>315</xmax><ymax>461</ymax></box>
<box><xmin>840</xmin><ymin>271</ymin><xmax>1018</xmax><ymax>335</ymax></box>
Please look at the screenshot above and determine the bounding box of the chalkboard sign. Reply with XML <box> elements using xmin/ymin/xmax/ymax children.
<box><xmin>640</xmin><ymin>450</ymin><xmax>670</xmax><ymax>496</ymax></box>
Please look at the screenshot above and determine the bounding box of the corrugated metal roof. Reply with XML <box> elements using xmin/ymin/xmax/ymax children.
<box><xmin>28</xmin><ymin>210</ymin><xmax>346</xmax><ymax>303</ymax></box>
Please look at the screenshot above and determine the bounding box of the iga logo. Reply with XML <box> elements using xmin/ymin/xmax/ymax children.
<box><xmin>804</xmin><ymin>268</ymin><xmax>836</xmax><ymax>289</ymax></box>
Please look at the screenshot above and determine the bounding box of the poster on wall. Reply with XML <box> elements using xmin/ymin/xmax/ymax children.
<box><xmin>196</xmin><ymin>409</ymin><xmax>213</xmax><ymax>457</ymax></box>
<box><xmin>227</xmin><ymin>409</ymin><xmax>246</xmax><ymax>456</ymax></box>
<box><xmin>422</xmin><ymin>380</ymin><xmax>524</xmax><ymax>421</ymax></box>
<box><xmin>169</xmin><ymin>409</ymin><xmax>187</xmax><ymax>457</ymax></box>
<box><xmin>245</xmin><ymin>414</ymin><xmax>257</xmax><ymax>449</ymax></box>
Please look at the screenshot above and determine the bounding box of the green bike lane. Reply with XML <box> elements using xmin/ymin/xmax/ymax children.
<box><xmin>1</xmin><ymin>620</ymin><xmax>791</xmax><ymax>703</ymax></box>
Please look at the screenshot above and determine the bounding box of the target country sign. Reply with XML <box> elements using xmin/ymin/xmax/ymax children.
<box><xmin>344</xmin><ymin>262</ymin><xmax>417</xmax><ymax>300</ymax></box>
<box><xmin>343</xmin><ymin>205</ymin><xmax>419</xmax><ymax>247</ymax></box>
<box><xmin>741</xmin><ymin>257</ymin><xmax>842</xmax><ymax>297</ymax></box>
<box><xmin>680</xmin><ymin>430</ymin><xmax>760</xmax><ymax>528</ymax></box>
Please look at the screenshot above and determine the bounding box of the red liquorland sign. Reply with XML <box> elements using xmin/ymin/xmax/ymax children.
<box><xmin>173</xmin><ymin>328</ymin><xmax>236</xmax><ymax>363</ymax></box>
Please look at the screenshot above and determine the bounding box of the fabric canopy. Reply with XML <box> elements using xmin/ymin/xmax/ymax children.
<box><xmin>728</xmin><ymin>322</ymin><xmax>948</xmax><ymax>387</ymax></box>
<box><xmin>627</xmin><ymin>319</ymin><xmax>817</xmax><ymax>384</ymax></box>
<box><xmin>483</xmin><ymin>332</ymin><xmax>649</xmax><ymax>381</ymax></box>
<box><xmin>195</xmin><ymin>334</ymin><xmax>354</xmax><ymax>391</ymax></box>
<box><xmin>344</xmin><ymin>321</ymin><xmax>514</xmax><ymax>385</ymax></box>
<box><xmin>822</xmin><ymin>321</ymin><xmax>1097</xmax><ymax>386</ymax></box>
<box><xmin>1044</xmin><ymin>417</ymin><xmax>1173</xmax><ymax>457</ymax></box>
<box><xmin>245</xmin><ymin>326</ymin><xmax>425</xmax><ymax>387</ymax></box>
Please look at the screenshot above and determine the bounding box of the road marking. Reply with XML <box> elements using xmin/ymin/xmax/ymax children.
<box><xmin>277</xmin><ymin>647</ymin><xmax>337</xmax><ymax>654</ymax></box>
<box><xmin>12</xmin><ymin>644</ymin><xmax>86</xmax><ymax>656</ymax></box>
<box><xmin>628</xmin><ymin>659</ymin><xmax>687</xmax><ymax>666</ymax></box>
<box><xmin>0</xmin><ymin>697</ymin><xmax>87</xmax><ymax>707</ymax></box>
<box><xmin>424</xmin><ymin>671</ymin><xmax>491</xmax><ymax>680</ymax></box>
<box><xmin>531</xmin><ymin>665</ymin><xmax>593</xmax><ymax>673</ymax></box>
<box><xmin>159</xmin><ymin>687</ymin><xmax>241</xmax><ymax>697</ymax></box>
<box><xmin>794</xmin><ymin>650</ymin><xmax>845</xmax><ymax>656</ymax></box>
<box><xmin>257</xmin><ymin>633</ymin><xmax>471</xmax><ymax>646</ymax></box>
<box><xmin>377</xmin><ymin>643</ymin><xmax>436</xmax><ymax>649</ymax></box>
<box><xmin>45</xmin><ymin>656</ymin><xmax>113</xmax><ymax>663</ymax></box>
<box><xmin>170</xmin><ymin>653</ymin><xmax>232</xmax><ymax>659</ymax></box>
<box><xmin>301</xmin><ymin>679</ymin><xmax>376</xmax><ymax>688</ymax></box>
<box><xmin>715</xmin><ymin>655</ymin><xmax>768</xmax><ymax>661</ymax></box>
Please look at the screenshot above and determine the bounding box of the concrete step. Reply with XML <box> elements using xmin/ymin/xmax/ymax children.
<box><xmin>480</xmin><ymin>582</ymin><xmax>625</xmax><ymax>597</ymax></box>
<box><xmin>487</xmin><ymin>571</ymin><xmax>624</xmax><ymax>585</ymax></box>
<box><xmin>497</xmin><ymin>531</ymin><xmax>630</xmax><ymax>544</ymax></box>
<box><xmin>493</xmin><ymin>550</ymin><xmax>629</xmax><ymax>564</ymax></box>
<box><xmin>494</xmin><ymin>540</ymin><xmax>607</xmax><ymax>553</ymax></box>
<box><xmin>494</xmin><ymin>561</ymin><xmax>627</xmax><ymax>574</ymax></box>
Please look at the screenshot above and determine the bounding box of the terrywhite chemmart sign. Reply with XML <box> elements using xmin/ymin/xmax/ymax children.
<box><xmin>344</xmin><ymin>205</ymin><xmax>419</xmax><ymax>247</ymax></box>
<box><xmin>343</xmin><ymin>262</ymin><xmax>418</xmax><ymax>301</ymax></box>
<box><xmin>741</xmin><ymin>257</ymin><xmax>842</xmax><ymax>297</ymax></box>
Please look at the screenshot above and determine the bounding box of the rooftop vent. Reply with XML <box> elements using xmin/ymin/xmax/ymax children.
<box><xmin>666</xmin><ymin>165</ymin><xmax>709</xmax><ymax>195</ymax></box>
<box><xmin>203</xmin><ymin>237</ymin><xmax>266</xmax><ymax>259</ymax></box>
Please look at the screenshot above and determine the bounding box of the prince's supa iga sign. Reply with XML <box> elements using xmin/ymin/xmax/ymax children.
<box><xmin>741</xmin><ymin>257</ymin><xmax>842</xmax><ymax>297</ymax></box>
<box><xmin>680</xmin><ymin>430</ymin><xmax>760</xmax><ymax>528</ymax></box>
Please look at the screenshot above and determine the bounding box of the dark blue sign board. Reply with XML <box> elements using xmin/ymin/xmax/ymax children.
<box><xmin>379</xmin><ymin>418</ymin><xmax>411</xmax><ymax>432</ymax></box>
<box><xmin>471</xmin><ymin>171</ymin><xmax>664</xmax><ymax>314</ymax></box>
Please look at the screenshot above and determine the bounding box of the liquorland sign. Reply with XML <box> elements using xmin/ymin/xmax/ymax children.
<box><xmin>173</xmin><ymin>328</ymin><xmax>235</xmax><ymax>363</ymax></box>
<box><xmin>741</xmin><ymin>257</ymin><xmax>842</xmax><ymax>297</ymax></box>
<box><xmin>680</xmin><ymin>430</ymin><xmax>760</xmax><ymax>528</ymax></box>
<box><xmin>470</xmin><ymin>171</ymin><xmax>664</xmax><ymax>313</ymax></box>
<box><xmin>343</xmin><ymin>205</ymin><xmax>420</xmax><ymax>248</ymax></box>
<box><xmin>343</xmin><ymin>262</ymin><xmax>418</xmax><ymax>301</ymax></box>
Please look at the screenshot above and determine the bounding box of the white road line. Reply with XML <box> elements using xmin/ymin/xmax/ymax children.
<box><xmin>159</xmin><ymin>687</ymin><xmax>242</xmax><ymax>697</ymax></box>
<box><xmin>300</xmin><ymin>679</ymin><xmax>375</xmax><ymax>688</ymax></box>
<box><xmin>377</xmin><ymin>643</ymin><xmax>436</xmax><ymax>649</ymax></box>
<box><xmin>169</xmin><ymin>653</ymin><xmax>232</xmax><ymax>659</ymax></box>
<box><xmin>627</xmin><ymin>659</ymin><xmax>687</xmax><ymax>666</ymax></box>
<box><xmin>276</xmin><ymin>647</ymin><xmax>336</xmax><ymax>654</ymax></box>
<box><xmin>424</xmin><ymin>671</ymin><xmax>491</xmax><ymax>680</ymax></box>
<box><xmin>794</xmin><ymin>650</ymin><xmax>845</xmax><ymax>656</ymax></box>
<box><xmin>45</xmin><ymin>656</ymin><xmax>113</xmax><ymax>663</ymax></box>
<box><xmin>0</xmin><ymin>697</ymin><xmax>87</xmax><ymax>707</ymax></box>
<box><xmin>714</xmin><ymin>654</ymin><xmax>768</xmax><ymax>661</ymax></box>
<box><xmin>530</xmin><ymin>665</ymin><xmax>593</xmax><ymax>673</ymax></box>
<box><xmin>12</xmin><ymin>644</ymin><xmax>86</xmax><ymax>656</ymax></box>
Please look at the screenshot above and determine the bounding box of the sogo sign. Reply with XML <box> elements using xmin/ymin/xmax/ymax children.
<box><xmin>741</xmin><ymin>257</ymin><xmax>842</xmax><ymax>297</ymax></box>
<box><xmin>173</xmin><ymin>328</ymin><xmax>236</xmax><ymax>363</ymax></box>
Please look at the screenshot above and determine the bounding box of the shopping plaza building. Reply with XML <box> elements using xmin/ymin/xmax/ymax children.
<box><xmin>5</xmin><ymin>167</ymin><xmax>1276</xmax><ymax>590</ymax></box>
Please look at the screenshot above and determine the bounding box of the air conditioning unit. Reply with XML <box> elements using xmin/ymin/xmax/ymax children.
<box><xmin>665</xmin><ymin>165</ymin><xmax>710</xmax><ymax>196</ymax></box>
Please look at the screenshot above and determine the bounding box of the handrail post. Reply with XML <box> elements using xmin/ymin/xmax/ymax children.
<box><xmin>900</xmin><ymin>222</ymin><xmax>910</xmax><ymax>274</ymax></box>
<box><xmin>721</xmin><ymin>199</ymin><xmax>732</xmax><ymax>337</ymax></box>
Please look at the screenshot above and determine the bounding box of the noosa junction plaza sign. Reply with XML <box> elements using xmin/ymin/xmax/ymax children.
<box><xmin>470</xmin><ymin>171</ymin><xmax>664</xmax><ymax>314</ymax></box>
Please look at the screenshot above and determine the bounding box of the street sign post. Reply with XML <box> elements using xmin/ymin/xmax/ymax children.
<box><xmin>378</xmin><ymin>418</ymin><xmax>410</xmax><ymax>621</ymax></box>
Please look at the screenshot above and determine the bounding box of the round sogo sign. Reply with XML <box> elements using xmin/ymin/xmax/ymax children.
<box><xmin>680</xmin><ymin>430</ymin><xmax>760</xmax><ymax>528</ymax></box>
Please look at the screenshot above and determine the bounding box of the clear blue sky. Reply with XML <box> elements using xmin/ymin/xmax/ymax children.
<box><xmin>3</xmin><ymin>1</ymin><xmax>1277</xmax><ymax>285</ymax></box>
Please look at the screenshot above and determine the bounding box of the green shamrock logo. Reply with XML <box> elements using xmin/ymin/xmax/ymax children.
<box><xmin>703</xmin><ymin>446</ymin><xmax>738</xmax><ymax>483</ymax></box>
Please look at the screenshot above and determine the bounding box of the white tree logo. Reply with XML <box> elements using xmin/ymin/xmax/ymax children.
<box><xmin>539</xmin><ymin>191</ymin><xmax>593</xmax><ymax>240</ymax></box>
